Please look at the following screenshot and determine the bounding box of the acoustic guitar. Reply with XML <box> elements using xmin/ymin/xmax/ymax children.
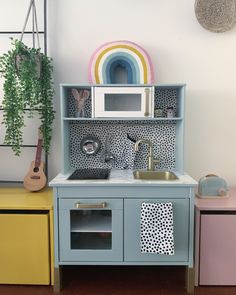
<box><xmin>23</xmin><ymin>129</ymin><xmax>47</xmax><ymax>191</ymax></box>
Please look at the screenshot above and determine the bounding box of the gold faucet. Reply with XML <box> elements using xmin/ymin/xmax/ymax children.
<box><xmin>134</xmin><ymin>139</ymin><xmax>160</xmax><ymax>171</ymax></box>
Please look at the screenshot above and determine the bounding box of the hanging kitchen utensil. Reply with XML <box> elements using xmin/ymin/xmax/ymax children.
<box><xmin>103</xmin><ymin>133</ymin><xmax>115</xmax><ymax>163</ymax></box>
<box><xmin>80</xmin><ymin>135</ymin><xmax>101</xmax><ymax>155</ymax></box>
<box><xmin>15</xmin><ymin>0</ymin><xmax>41</xmax><ymax>77</ymax></box>
<box><xmin>195</xmin><ymin>0</ymin><xmax>236</xmax><ymax>33</ymax></box>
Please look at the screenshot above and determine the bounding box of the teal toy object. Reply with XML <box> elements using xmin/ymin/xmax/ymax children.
<box><xmin>198</xmin><ymin>174</ymin><xmax>228</xmax><ymax>197</ymax></box>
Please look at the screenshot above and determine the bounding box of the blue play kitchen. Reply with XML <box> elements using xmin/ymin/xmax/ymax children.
<box><xmin>50</xmin><ymin>41</ymin><xmax>197</xmax><ymax>292</ymax></box>
<box><xmin>50</xmin><ymin>81</ymin><xmax>197</xmax><ymax>292</ymax></box>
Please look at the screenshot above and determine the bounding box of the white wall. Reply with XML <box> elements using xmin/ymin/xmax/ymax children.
<box><xmin>1</xmin><ymin>1</ymin><xmax>236</xmax><ymax>186</ymax></box>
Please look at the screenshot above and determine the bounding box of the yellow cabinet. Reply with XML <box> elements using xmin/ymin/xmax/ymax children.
<box><xmin>0</xmin><ymin>188</ymin><xmax>53</xmax><ymax>285</ymax></box>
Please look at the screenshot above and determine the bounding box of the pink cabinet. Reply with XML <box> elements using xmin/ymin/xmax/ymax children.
<box><xmin>195</xmin><ymin>188</ymin><xmax>236</xmax><ymax>286</ymax></box>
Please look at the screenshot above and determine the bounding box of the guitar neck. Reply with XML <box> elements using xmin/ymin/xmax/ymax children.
<box><xmin>35</xmin><ymin>138</ymin><xmax>43</xmax><ymax>167</ymax></box>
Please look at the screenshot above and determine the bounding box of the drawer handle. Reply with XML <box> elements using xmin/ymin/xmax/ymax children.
<box><xmin>144</xmin><ymin>88</ymin><xmax>150</xmax><ymax>117</ymax></box>
<box><xmin>75</xmin><ymin>202</ymin><xmax>107</xmax><ymax>209</ymax></box>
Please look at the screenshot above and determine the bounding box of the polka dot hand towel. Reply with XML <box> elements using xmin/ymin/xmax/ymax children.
<box><xmin>140</xmin><ymin>202</ymin><xmax>174</xmax><ymax>255</ymax></box>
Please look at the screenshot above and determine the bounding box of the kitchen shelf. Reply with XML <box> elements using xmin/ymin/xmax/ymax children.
<box><xmin>63</xmin><ymin>84</ymin><xmax>184</xmax><ymax>120</ymax></box>
<box><xmin>71</xmin><ymin>232</ymin><xmax>112</xmax><ymax>250</ymax></box>
<box><xmin>63</xmin><ymin>117</ymin><xmax>183</xmax><ymax>121</ymax></box>
<box><xmin>60</xmin><ymin>84</ymin><xmax>185</xmax><ymax>174</ymax></box>
<box><xmin>71</xmin><ymin>211</ymin><xmax>112</xmax><ymax>233</ymax></box>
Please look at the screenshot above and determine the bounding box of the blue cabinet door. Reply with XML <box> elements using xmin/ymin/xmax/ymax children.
<box><xmin>59</xmin><ymin>198</ymin><xmax>123</xmax><ymax>262</ymax></box>
<box><xmin>124</xmin><ymin>198</ymin><xmax>189</xmax><ymax>262</ymax></box>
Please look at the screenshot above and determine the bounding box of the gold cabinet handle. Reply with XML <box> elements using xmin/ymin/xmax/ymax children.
<box><xmin>144</xmin><ymin>88</ymin><xmax>150</xmax><ymax>117</ymax></box>
<box><xmin>75</xmin><ymin>202</ymin><xmax>107</xmax><ymax>209</ymax></box>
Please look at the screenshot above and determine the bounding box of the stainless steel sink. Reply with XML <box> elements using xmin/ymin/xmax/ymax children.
<box><xmin>133</xmin><ymin>170</ymin><xmax>178</xmax><ymax>180</ymax></box>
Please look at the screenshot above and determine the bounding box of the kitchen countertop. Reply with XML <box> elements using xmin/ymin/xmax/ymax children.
<box><xmin>49</xmin><ymin>169</ymin><xmax>197</xmax><ymax>187</ymax></box>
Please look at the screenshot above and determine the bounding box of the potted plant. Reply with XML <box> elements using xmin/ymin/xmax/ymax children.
<box><xmin>0</xmin><ymin>38</ymin><xmax>55</xmax><ymax>156</ymax></box>
<box><xmin>0</xmin><ymin>0</ymin><xmax>55</xmax><ymax>156</ymax></box>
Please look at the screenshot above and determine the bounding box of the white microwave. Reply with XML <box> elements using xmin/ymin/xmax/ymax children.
<box><xmin>92</xmin><ymin>86</ymin><xmax>154</xmax><ymax>118</ymax></box>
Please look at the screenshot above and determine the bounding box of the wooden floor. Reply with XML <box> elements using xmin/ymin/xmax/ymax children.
<box><xmin>0</xmin><ymin>266</ymin><xmax>236</xmax><ymax>295</ymax></box>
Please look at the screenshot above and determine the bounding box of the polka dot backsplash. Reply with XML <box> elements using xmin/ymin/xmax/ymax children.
<box><xmin>154</xmin><ymin>88</ymin><xmax>178</xmax><ymax>117</ymax></box>
<box><xmin>69</xmin><ymin>121</ymin><xmax>176</xmax><ymax>170</ymax></box>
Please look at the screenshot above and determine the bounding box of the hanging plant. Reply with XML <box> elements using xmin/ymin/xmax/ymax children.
<box><xmin>0</xmin><ymin>38</ymin><xmax>55</xmax><ymax>156</ymax></box>
<box><xmin>0</xmin><ymin>0</ymin><xmax>55</xmax><ymax>156</ymax></box>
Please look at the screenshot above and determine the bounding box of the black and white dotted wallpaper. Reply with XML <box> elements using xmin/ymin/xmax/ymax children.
<box><xmin>69</xmin><ymin>122</ymin><xmax>176</xmax><ymax>170</ymax></box>
<box><xmin>154</xmin><ymin>88</ymin><xmax>178</xmax><ymax>117</ymax></box>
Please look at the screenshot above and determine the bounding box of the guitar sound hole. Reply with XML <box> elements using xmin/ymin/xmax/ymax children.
<box><xmin>33</xmin><ymin>167</ymin><xmax>39</xmax><ymax>173</ymax></box>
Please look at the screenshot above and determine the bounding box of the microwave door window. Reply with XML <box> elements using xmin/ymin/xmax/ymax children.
<box><xmin>104</xmin><ymin>94</ymin><xmax>141</xmax><ymax>112</ymax></box>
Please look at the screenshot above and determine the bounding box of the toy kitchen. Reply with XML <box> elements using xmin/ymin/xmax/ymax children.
<box><xmin>50</xmin><ymin>41</ymin><xmax>197</xmax><ymax>293</ymax></box>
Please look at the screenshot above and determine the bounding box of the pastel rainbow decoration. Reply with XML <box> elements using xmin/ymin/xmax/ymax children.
<box><xmin>88</xmin><ymin>40</ymin><xmax>155</xmax><ymax>84</ymax></box>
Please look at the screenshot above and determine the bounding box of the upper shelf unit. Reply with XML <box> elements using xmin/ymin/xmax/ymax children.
<box><xmin>60</xmin><ymin>84</ymin><xmax>185</xmax><ymax>122</ymax></box>
<box><xmin>60</xmin><ymin>84</ymin><xmax>186</xmax><ymax>174</ymax></box>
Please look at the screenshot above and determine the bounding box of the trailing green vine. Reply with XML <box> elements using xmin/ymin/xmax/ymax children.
<box><xmin>0</xmin><ymin>38</ymin><xmax>55</xmax><ymax>155</ymax></box>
